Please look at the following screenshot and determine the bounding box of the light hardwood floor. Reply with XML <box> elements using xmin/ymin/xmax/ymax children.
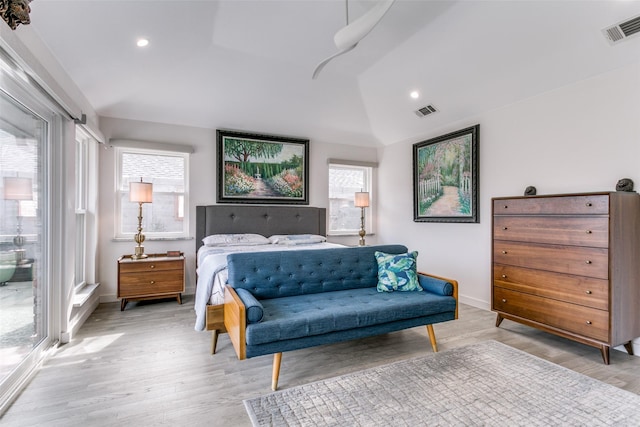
<box><xmin>2</xmin><ymin>296</ymin><xmax>640</xmax><ymax>426</ymax></box>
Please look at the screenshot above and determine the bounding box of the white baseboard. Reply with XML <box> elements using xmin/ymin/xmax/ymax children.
<box><xmin>459</xmin><ymin>294</ymin><xmax>490</xmax><ymax>311</ymax></box>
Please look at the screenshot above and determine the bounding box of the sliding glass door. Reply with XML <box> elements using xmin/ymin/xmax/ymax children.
<box><xmin>0</xmin><ymin>82</ymin><xmax>51</xmax><ymax>409</ymax></box>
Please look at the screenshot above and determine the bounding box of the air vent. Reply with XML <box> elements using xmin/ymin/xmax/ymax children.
<box><xmin>603</xmin><ymin>14</ymin><xmax>640</xmax><ymax>45</ymax></box>
<box><xmin>415</xmin><ymin>104</ymin><xmax>438</xmax><ymax>118</ymax></box>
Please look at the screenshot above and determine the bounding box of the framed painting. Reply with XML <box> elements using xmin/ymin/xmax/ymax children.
<box><xmin>217</xmin><ymin>129</ymin><xmax>309</xmax><ymax>204</ymax></box>
<box><xmin>413</xmin><ymin>125</ymin><xmax>479</xmax><ymax>223</ymax></box>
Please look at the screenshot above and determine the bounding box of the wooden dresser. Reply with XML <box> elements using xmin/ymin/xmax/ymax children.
<box><xmin>492</xmin><ymin>192</ymin><xmax>640</xmax><ymax>363</ymax></box>
<box><xmin>117</xmin><ymin>253</ymin><xmax>185</xmax><ymax>311</ymax></box>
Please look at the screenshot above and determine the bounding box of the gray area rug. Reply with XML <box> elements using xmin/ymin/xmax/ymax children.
<box><xmin>244</xmin><ymin>340</ymin><xmax>640</xmax><ymax>426</ymax></box>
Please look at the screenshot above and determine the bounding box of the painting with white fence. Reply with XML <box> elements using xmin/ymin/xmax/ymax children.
<box><xmin>413</xmin><ymin>125</ymin><xmax>479</xmax><ymax>223</ymax></box>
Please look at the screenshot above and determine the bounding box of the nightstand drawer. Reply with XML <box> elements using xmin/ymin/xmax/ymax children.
<box><xmin>119</xmin><ymin>259</ymin><xmax>183</xmax><ymax>273</ymax></box>
<box><xmin>118</xmin><ymin>274</ymin><xmax>184</xmax><ymax>298</ymax></box>
<box><xmin>119</xmin><ymin>269</ymin><xmax>184</xmax><ymax>286</ymax></box>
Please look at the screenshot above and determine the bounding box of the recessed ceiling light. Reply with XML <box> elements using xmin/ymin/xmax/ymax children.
<box><xmin>136</xmin><ymin>38</ymin><xmax>149</xmax><ymax>48</ymax></box>
<box><xmin>410</xmin><ymin>91</ymin><xmax>420</xmax><ymax>99</ymax></box>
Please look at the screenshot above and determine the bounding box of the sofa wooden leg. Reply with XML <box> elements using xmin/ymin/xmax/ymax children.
<box><xmin>426</xmin><ymin>325</ymin><xmax>438</xmax><ymax>352</ymax></box>
<box><xmin>211</xmin><ymin>330</ymin><xmax>219</xmax><ymax>355</ymax></box>
<box><xmin>272</xmin><ymin>352</ymin><xmax>282</xmax><ymax>391</ymax></box>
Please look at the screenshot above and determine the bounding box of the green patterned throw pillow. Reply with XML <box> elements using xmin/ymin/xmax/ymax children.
<box><xmin>375</xmin><ymin>251</ymin><xmax>422</xmax><ymax>292</ymax></box>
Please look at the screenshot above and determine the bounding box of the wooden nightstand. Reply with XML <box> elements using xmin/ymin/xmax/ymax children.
<box><xmin>117</xmin><ymin>253</ymin><xmax>185</xmax><ymax>311</ymax></box>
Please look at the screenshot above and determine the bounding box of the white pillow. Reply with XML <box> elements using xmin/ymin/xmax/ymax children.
<box><xmin>202</xmin><ymin>233</ymin><xmax>270</xmax><ymax>247</ymax></box>
<box><xmin>268</xmin><ymin>234</ymin><xmax>327</xmax><ymax>245</ymax></box>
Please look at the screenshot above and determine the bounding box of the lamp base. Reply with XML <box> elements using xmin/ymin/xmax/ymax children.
<box><xmin>131</xmin><ymin>245</ymin><xmax>148</xmax><ymax>260</ymax></box>
<box><xmin>12</xmin><ymin>248</ymin><xmax>28</xmax><ymax>264</ymax></box>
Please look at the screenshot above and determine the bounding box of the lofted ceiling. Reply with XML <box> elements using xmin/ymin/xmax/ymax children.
<box><xmin>27</xmin><ymin>0</ymin><xmax>640</xmax><ymax>147</ymax></box>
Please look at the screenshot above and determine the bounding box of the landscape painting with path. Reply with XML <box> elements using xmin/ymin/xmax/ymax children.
<box><xmin>219</xmin><ymin>132</ymin><xmax>308</xmax><ymax>204</ymax></box>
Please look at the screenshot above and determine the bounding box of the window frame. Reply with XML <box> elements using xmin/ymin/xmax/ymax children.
<box><xmin>114</xmin><ymin>146</ymin><xmax>190</xmax><ymax>240</ymax></box>
<box><xmin>74</xmin><ymin>131</ymin><xmax>88</xmax><ymax>290</ymax></box>
<box><xmin>328</xmin><ymin>162</ymin><xmax>375</xmax><ymax>236</ymax></box>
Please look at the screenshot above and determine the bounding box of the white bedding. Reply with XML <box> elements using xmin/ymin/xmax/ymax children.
<box><xmin>194</xmin><ymin>242</ymin><xmax>344</xmax><ymax>331</ymax></box>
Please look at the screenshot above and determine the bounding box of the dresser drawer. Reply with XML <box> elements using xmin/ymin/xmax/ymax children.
<box><xmin>119</xmin><ymin>259</ymin><xmax>183</xmax><ymax>274</ymax></box>
<box><xmin>118</xmin><ymin>270</ymin><xmax>184</xmax><ymax>297</ymax></box>
<box><xmin>493</xmin><ymin>195</ymin><xmax>609</xmax><ymax>215</ymax></box>
<box><xmin>494</xmin><ymin>241</ymin><xmax>608</xmax><ymax>279</ymax></box>
<box><xmin>493</xmin><ymin>287</ymin><xmax>609</xmax><ymax>342</ymax></box>
<box><xmin>493</xmin><ymin>264</ymin><xmax>609</xmax><ymax>310</ymax></box>
<box><xmin>493</xmin><ymin>216</ymin><xmax>608</xmax><ymax>248</ymax></box>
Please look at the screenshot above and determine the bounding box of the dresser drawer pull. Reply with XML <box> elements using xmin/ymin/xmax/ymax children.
<box><xmin>501</xmin><ymin>274</ymin><xmax>507</xmax><ymax>279</ymax></box>
<box><xmin>585</xmin><ymin>260</ymin><xmax>592</xmax><ymax>264</ymax></box>
<box><xmin>150</xmin><ymin>265</ymin><xmax>155</xmax><ymax>269</ymax></box>
<box><xmin>585</xmin><ymin>290</ymin><xmax>592</xmax><ymax>295</ymax></box>
<box><xmin>502</xmin><ymin>227</ymin><xmax>508</xmax><ymax>230</ymax></box>
<box><xmin>585</xmin><ymin>230</ymin><xmax>592</xmax><ymax>234</ymax></box>
<box><xmin>586</xmin><ymin>320</ymin><xmax>592</xmax><ymax>325</ymax></box>
<box><xmin>502</xmin><ymin>251</ymin><xmax>507</xmax><ymax>254</ymax></box>
<box><xmin>586</xmin><ymin>202</ymin><xmax>592</xmax><ymax>207</ymax></box>
<box><xmin>501</xmin><ymin>299</ymin><xmax>507</xmax><ymax>303</ymax></box>
<box><xmin>503</xmin><ymin>205</ymin><xmax>508</xmax><ymax>209</ymax></box>
<box><xmin>150</xmin><ymin>280</ymin><xmax>155</xmax><ymax>284</ymax></box>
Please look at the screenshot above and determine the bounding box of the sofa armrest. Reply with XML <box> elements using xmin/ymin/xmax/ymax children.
<box><xmin>418</xmin><ymin>272</ymin><xmax>459</xmax><ymax>319</ymax></box>
<box><xmin>224</xmin><ymin>287</ymin><xmax>247</xmax><ymax>360</ymax></box>
<box><xmin>235</xmin><ymin>288</ymin><xmax>264</xmax><ymax>324</ymax></box>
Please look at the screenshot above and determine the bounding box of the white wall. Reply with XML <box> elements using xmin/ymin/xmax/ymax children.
<box><xmin>97</xmin><ymin>118</ymin><xmax>379</xmax><ymax>301</ymax></box>
<box><xmin>378</xmin><ymin>62</ymin><xmax>640</xmax><ymax>310</ymax></box>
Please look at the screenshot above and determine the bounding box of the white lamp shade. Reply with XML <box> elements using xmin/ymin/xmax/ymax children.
<box><xmin>3</xmin><ymin>177</ymin><xmax>33</xmax><ymax>201</ymax></box>
<box><xmin>354</xmin><ymin>191</ymin><xmax>370</xmax><ymax>208</ymax></box>
<box><xmin>129</xmin><ymin>181</ymin><xmax>153</xmax><ymax>203</ymax></box>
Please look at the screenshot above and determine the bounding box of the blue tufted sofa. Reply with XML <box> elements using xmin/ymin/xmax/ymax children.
<box><xmin>223</xmin><ymin>244</ymin><xmax>458</xmax><ymax>390</ymax></box>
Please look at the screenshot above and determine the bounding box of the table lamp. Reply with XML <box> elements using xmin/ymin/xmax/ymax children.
<box><xmin>3</xmin><ymin>177</ymin><xmax>32</xmax><ymax>264</ymax></box>
<box><xmin>129</xmin><ymin>178</ymin><xmax>153</xmax><ymax>259</ymax></box>
<box><xmin>354</xmin><ymin>191</ymin><xmax>370</xmax><ymax>246</ymax></box>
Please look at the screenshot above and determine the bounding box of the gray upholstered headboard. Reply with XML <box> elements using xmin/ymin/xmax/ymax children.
<box><xmin>196</xmin><ymin>205</ymin><xmax>327</xmax><ymax>252</ymax></box>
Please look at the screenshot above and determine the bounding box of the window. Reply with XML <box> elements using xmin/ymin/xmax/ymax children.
<box><xmin>0</xmin><ymin>68</ymin><xmax>54</xmax><ymax>408</ymax></box>
<box><xmin>328</xmin><ymin>162</ymin><xmax>374</xmax><ymax>235</ymax></box>
<box><xmin>115</xmin><ymin>147</ymin><xmax>189</xmax><ymax>239</ymax></box>
<box><xmin>75</xmin><ymin>131</ymin><xmax>88</xmax><ymax>289</ymax></box>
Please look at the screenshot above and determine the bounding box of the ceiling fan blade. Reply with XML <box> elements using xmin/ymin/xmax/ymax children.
<box><xmin>312</xmin><ymin>43</ymin><xmax>358</xmax><ymax>80</ymax></box>
<box><xmin>312</xmin><ymin>0</ymin><xmax>396</xmax><ymax>79</ymax></box>
<box><xmin>333</xmin><ymin>0</ymin><xmax>395</xmax><ymax>51</ymax></box>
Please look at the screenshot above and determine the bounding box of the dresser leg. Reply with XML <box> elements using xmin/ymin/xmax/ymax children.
<box><xmin>600</xmin><ymin>345</ymin><xmax>610</xmax><ymax>365</ymax></box>
<box><xmin>495</xmin><ymin>314</ymin><xmax>504</xmax><ymax>327</ymax></box>
<box><xmin>177</xmin><ymin>293</ymin><xmax>182</xmax><ymax>305</ymax></box>
<box><xmin>120</xmin><ymin>299</ymin><xmax>127</xmax><ymax>311</ymax></box>
<box><xmin>623</xmin><ymin>341</ymin><xmax>634</xmax><ymax>356</ymax></box>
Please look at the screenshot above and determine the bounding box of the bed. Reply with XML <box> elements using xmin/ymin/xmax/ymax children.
<box><xmin>194</xmin><ymin>205</ymin><xmax>343</xmax><ymax>353</ymax></box>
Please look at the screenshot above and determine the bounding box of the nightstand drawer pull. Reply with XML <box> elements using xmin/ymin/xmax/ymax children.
<box><xmin>502</xmin><ymin>227</ymin><xmax>508</xmax><ymax>230</ymax></box>
<box><xmin>150</xmin><ymin>280</ymin><xmax>155</xmax><ymax>284</ymax></box>
<box><xmin>501</xmin><ymin>299</ymin><xmax>507</xmax><ymax>303</ymax></box>
<box><xmin>502</xmin><ymin>251</ymin><xmax>507</xmax><ymax>254</ymax></box>
<box><xmin>150</xmin><ymin>265</ymin><xmax>155</xmax><ymax>269</ymax></box>
<box><xmin>586</xmin><ymin>290</ymin><xmax>592</xmax><ymax>294</ymax></box>
<box><xmin>585</xmin><ymin>230</ymin><xmax>592</xmax><ymax>234</ymax></box>
<box><xmin>501</xmin><ymin>274</ymin><xmax>507</xmax><ymax>279</ymax></box>
<box><xmin>503</xmin><ymin>205</ymin><xmax>508</xmax><ymax>209</ymax></box>
<box><xmin>585</xmin><ymin>260</ymin><xmax>592</xmax><ymax>264</ymax></box>
<box><xmin>586</xmin><ymin>320</ymin><xmax>592</xmax><ymax>325</ymax></box>
<box><xmin>586</xmin><ymin>202</ymin><xmax>592</xmax><ymax>207</ymax></box>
